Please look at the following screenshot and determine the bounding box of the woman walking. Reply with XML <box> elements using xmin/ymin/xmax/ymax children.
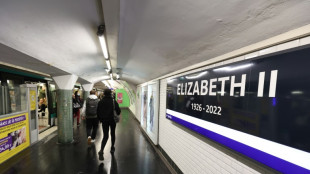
<box><xmin>97</xmin><ymin>89</ymin><xmax>121</xmax><ymax>160</ymax></box>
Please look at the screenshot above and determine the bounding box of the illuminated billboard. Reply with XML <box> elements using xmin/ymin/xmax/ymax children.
<box><xmin>166</xmin><ymin>46</ymin><xmax>310</xmax><ymax>173</ymax></box>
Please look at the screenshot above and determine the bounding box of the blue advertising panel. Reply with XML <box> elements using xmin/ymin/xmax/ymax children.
<box><xmin>166</xmin><ymin>46</ymin><xmax>310</xmax><ymax>173</ymax></box>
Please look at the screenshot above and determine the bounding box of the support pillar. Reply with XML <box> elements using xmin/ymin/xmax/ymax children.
<box><xmin>52</xmin><ymin>75</ymin><xmax>78</xmax><ymax>144</ymax></box>
<box><xmin>82</xmin><ymin>83</ymin><xmax>94</xmax><ymax>100</ymax></box>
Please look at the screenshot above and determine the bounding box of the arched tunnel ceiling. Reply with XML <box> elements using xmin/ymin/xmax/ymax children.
<box><xmin>0</xmin><ymin>0</ymin><xmax>108</xmax><ymax>84</ymax></box>
<box><xmin>1</xmin><ymin>0</ymin><xmax>310</xmax><ymax>87</ymax></box>
<box><xmin>117</xmin><ymin>0</ymin><xmax>310</xmax><ymax>84</ymax></box>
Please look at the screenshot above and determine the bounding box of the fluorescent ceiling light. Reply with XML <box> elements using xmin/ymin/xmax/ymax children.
<box><xmin>186</xmin><ymin>71</ymin><xmax>208</xmax><ymax>79</ymax></box>
<box><xmin>102</xmin><ymin>81</ymin><xmax>111</xmax><ymax>88</ymax></box>
<box><xmin>106</xmin><ymin>60</ymin><xmax>111</xmax><ymax>70</ymax></box>
<box><xmin>214</xmin><ymin>63</ymin><xmax>253</xmax><ymax>72</ymax></box>
<box><xmin>99</xmin><ymin>35</ymin><xmax>109</xmax><ymax>59</ymax></box>
<box><xmin>167</xmin><ymin>79</ymin><xmax>175</xmax><ymax>83</ymax></box>
<box><xmin>105</xmin><ymin>68</ymin><xmax>110</xmax><ymax>73</ymax></box>
<box><xmin>101</xmin><ymin>76</ymin><xmax>110</xmax><ymax>81</ymax></box>
<box><xmin>44</xmin><ymin>77</ymin><xmax>53</xmax><ymax>81</ymax></box>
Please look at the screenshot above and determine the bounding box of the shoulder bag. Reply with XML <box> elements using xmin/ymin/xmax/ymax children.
<box><xmin>73</xmin><ymin>102</ymin><xmax>81</xmax><ymax>109</ymax></box>
<box><xmin>113</xmin><ymin>99</ymin><xmax>120</xmax><ymax>123</ymax></box>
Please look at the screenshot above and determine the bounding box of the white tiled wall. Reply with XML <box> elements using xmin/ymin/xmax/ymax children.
<box><xmin>129</xmin><ymin>104</ymin><xmax>135</xmax><ymax>116</ymax></box>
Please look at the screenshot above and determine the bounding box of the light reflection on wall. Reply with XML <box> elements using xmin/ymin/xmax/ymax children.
<box><xmin>272</xmin><ymin>97</ymin><xmax>277</xmax><ymax>106</ymax></box>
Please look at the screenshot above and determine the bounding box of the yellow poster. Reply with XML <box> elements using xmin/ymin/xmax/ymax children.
<box><xmin>0</xmin><ymin>113</ymin><xmax>30</xmax><ymax>164</ymax></box>
<box><xmin>29</xmin><ymin>90</ymin><xmax>36</xmax><ymax>111</ymax></box>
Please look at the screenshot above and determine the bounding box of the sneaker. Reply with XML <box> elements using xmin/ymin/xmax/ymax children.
<box><xmin>91</xmin><ymin>139</ymin><xmax>95</xmax><ymax>143</ymax></box>
<box><xmin>87</xmin><ymin>136</ymin><xmax>91</xmax><ymax>145</ymax></box>
<box><xmin>98</xmin><ymin>151</ymin><xmax>104</xmax><ymax>161</ymax></box>
<box><xmin>77</xmin><ymin>123</ymin><xmax>80</xmax><ymax>127</ymax></box>
<box><xmin>110</xmin><ymin>147</ymin><xmax>115</xmax><ymax>153</ymax></box>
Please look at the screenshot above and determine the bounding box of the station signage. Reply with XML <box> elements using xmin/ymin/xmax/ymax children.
<box><xmin>166</xmin><ymin>46</ymin><xmax>310</xmax><ymax>173</ymax></box>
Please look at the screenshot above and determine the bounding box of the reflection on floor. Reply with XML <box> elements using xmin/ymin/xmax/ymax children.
<box><xmin>0</xmin><ymin>109</ymin><xmax>171</xmax><ymax>174</ymax></box>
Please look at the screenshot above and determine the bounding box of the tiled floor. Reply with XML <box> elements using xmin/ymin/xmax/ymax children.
<box><xmin>0</xmin><ymin>109</ymin><xmax>171</xmax><ymax>174</ymax></box>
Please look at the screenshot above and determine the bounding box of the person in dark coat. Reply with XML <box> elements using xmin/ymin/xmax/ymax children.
<box><xmin>97</xmin><ymin>89</ymin><xmax>121</xmax><ymax>161</ymax></box>
<box><xmin>73</xmin><ymin>91</ymin><xmax>82</xmax><ymax>126</ymax></box>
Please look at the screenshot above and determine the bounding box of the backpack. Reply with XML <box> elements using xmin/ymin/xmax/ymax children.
<box><xmin>86</xmin><ymin>98</ymin><xmax>99</xmax><ymax>117</ymax></box>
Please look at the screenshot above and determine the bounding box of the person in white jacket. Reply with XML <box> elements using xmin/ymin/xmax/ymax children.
<box><xmin>81</xmin><ymin>90</ymin><xmax>100</xmax><ymax>145</ymax></box>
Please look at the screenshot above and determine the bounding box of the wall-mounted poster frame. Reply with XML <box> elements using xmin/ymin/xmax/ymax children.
<box><xmin>166</xmin><ymin>45</ymin><xmax>310</xmax><ymax>173</ymax></box>
<box><xmin>0</xmin><ymin>112</ymin><xmax>31</xmax><ymax>164</ymax></box>
<box><xmin>139</xmin><ymin>81</ymin><xmax>159</xmax><ymax>144</ymax></box>
<box><xmin>146</xmin><ymin>81</ymin><xmax>159</xmax><ymax>144</ymax></box>
<box><xmin>140</xmin><ymin>85</ymin><xmax>148</xmax><ymax>130</ymax></box>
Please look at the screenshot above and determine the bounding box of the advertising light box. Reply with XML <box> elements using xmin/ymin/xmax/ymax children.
<box><xmin>140</xmin><ymin>81</ymin><xmax>159</xmax><ymax>144</ymax></box>
<box><xmin>166</xmin><ymin>46</ymin><xmax>310</xmax><ymax>173</ymax></box>
<box><xmin>0</xmin><ymin>113</ymin><xmax>30</xmax><ymax>164</ymax></box>
<box><xmin>141</xmin><ymin>86</ymin><xmax>148</xmax><ymax>130</ymax></box>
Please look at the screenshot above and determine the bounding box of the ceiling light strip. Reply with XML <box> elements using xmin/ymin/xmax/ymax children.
<box><xmin>106</xmin><ymin>60</ymin><xmax>111</xmax><ymax>70</ymax></box>
<box><xmin>98</xmin><ymin>35</ymin><xmax>109</xmax><ymax>59</ymax></box>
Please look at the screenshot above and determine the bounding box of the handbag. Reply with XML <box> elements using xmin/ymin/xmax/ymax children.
<box><xmin>113</xmin><ymin>99</ymin><xmax>120</xmax><ymax>123</ymax></box>
<box><xmin>73</xmin><ymin>102</ymin><xmax>81</xmax><ymax>109</ymax></box>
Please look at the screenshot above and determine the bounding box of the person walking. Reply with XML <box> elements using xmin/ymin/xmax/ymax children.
<box><xmin>73</xmin><ymin>91</ymin><xmax>82</xmax><ymax>126</ymax></box>
<box><xmin>97</xmin><ymin>89</ymin><xmax>121</xmax><ymax>161</ymax></box>
<box><xmin>81</xmin><ymin>90</ymin><xmax>100</xmax><ymax>145</ymax></box>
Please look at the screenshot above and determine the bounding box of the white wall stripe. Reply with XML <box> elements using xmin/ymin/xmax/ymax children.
<box><xmin>257</xmin><ymin>72</ymin><xmax>265</xmax><ymax>97</ymax></box>
<box><xmin>167</xmin><ymin>109</ymin><xmax>310</xmax><ymax>170</ymax></box>
<box><xmin>269</xmin><ymin>70</ymin><xmax>278</xmax><ymax>97</ymax></box>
